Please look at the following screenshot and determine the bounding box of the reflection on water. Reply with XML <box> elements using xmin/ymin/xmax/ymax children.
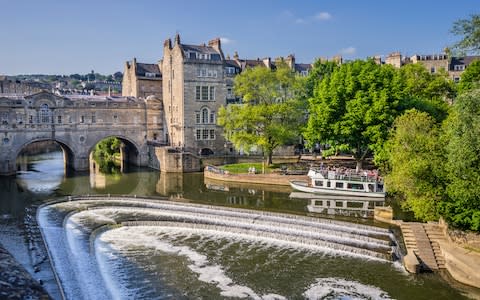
<box><xmin>2</xmin><ymin>150</ymin><xmax>479</xmax><ymax>299</ymax></box>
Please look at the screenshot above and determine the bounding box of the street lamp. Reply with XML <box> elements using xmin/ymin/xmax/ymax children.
<box><xmin>224</xmin><ymin>142</ymin><xmax>227</xmax><ymax>165</ymax></box>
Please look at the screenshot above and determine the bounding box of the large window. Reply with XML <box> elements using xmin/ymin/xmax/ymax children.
<box><xmin>39</xmin><ymin>104</ymin><xmax>51</xmax><ymax>123</ymax></box>
<box><xmin>196</xmin><ymin>86</ymin><xmax>216</xmax><ymax>101</ymax></box>
<box><xmin>201</xmin><ymin>108</ymin><xmax>209</xmax><ymax>124</ymax></box>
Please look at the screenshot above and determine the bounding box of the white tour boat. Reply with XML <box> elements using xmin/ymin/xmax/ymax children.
<box><xmin>289</xmin><ymin>168</ymin><xmax>385</xmax><ymax>198</ymax></box>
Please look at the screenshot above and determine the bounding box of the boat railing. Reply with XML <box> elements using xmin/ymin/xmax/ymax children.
<box><xmin>310</xmin><ymin>168</ymin><xmax>382</xmax><ymax>183</ymax></box>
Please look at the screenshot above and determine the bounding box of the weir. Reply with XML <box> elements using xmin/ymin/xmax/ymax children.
<box><xmin>37</xmin><ymin>196</ymin><xmax>401</xmax><ymax>300</ymax></box>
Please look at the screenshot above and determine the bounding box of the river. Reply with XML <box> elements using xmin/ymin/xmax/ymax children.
<box><xmin>0</xmin><ymin>150</ymin><xmax>475</xmax><ymax>299</ymax></box>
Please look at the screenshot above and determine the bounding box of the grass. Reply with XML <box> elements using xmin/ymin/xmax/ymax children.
<box><xmin>220</xmin><ymin>163</ymin><xmax>280</xmax><ymax>174</ymax></box>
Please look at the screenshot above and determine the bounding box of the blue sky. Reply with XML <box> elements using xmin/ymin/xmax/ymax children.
<box><xmin>1</xmin><ymin>0</ymin><xmax>477</xmax><ymax>75</ymax></box>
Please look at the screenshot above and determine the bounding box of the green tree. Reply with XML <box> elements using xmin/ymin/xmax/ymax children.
<box><xmin>304</xmin><ymin>59</ymin><xmax>339</xmax><ymax>99</ymax></box>
<box><xmin>451</xmin><ymin>13</ymin><xmax>480</xmax><ymax>55</ymax></box>
<box><xmin>218</xmin><ymin>63</ymin><xmax>304</xmax><ymax>166</ymax></box>
<box><xmin>385</xmin><ymin>110</ymin><xmax>445</xmax><ymax>221</ymax></box>
<box><xmin>304</xmin><ymin>60</ymin><xmax>406</xmax><ymax>170</ymax></box>
<box><xmin>441</xmin><ymin>89</ymin><xmax>480</xmax><ymax>231</ymax></box>
<box><xmin>457</xmin><ymin>59</ymin><xmax>480</xmax><ymax>93</ymax></box>
<box><xmin>92</xmin><ymin>137</ymin><xmax>122</xmax><ymax>173</ymax></box>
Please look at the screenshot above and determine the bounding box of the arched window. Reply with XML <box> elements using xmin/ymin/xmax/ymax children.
<box><xmin>39</xmin><ymin>104</ymin><xmax>51</xmax><ymax>123</ymax></box>
<box><xmin>201</xmin><ymin>107</ymin><xmax>209</xmax><ymax>124</ymax></box>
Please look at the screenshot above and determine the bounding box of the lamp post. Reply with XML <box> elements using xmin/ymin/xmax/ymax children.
<box><xmin>224</xmin><ymin>142</ymin><xmax>227</xmax><ymax>165</ymax></box>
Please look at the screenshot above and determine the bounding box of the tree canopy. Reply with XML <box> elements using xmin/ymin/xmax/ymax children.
<box><xmin>218</xmin><ymin>63</ymin><xmax>305</xmax><ymax>165</ymax></box>
<box><xmin>457</xmin><ymin>59</ymin><xmax>480</xmax><ymax>94</ymax></box>
<box><xmin>385</xmin><ymin>109</ymin><xmax>445</xmax><ymax>221</ymax></box>
<box><xmin>451</xmin><ymin>13</ymin><xmax>480</xmax><ymax>55</ymax></box>
<box><xmin>304</xmin><ymin>60</ymin><xmax>408</xmax><ymax>170</ymax></box>
<box><xmin>442</xmin><ymin>89</ymin><xmax>480</xmax><ymax>231</ymax></box>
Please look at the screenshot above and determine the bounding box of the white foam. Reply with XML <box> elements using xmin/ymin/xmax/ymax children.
<box><xmin>97</xmin><ymin>227</ymin><xmax>284</xmax><ymax>300</ymax></box>
<box><xmin>303</xmin><ymin>277</ymin><xmax>392</xmax><ymax>300</ymax></box>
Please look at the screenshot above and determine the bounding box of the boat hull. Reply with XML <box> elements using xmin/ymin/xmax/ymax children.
<box><xmin>289</xmin><ymin>180</ymin><xmax>385</xmax><ymax>198</ymax></box>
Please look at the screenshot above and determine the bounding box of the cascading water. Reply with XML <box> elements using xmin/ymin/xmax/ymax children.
<box><xmin>38</xmin><ymin>196</ymin><xmax>403</xmax><ymax>299</ymax></box>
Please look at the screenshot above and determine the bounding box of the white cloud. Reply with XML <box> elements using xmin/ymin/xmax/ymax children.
<box><xmin>340</xmin><ymin>47</ymin><xmax>356</xmax><ymax>55</ymax></box>
<box><xmin>220</xmin><ymin>37</ymin><xmax>234</xmax><ymax>45</ymax></box>
<box><xmin>315</xmin><ymin>12</ymin><xmax>332</xmax><ymax>21</ymax></box>
<box><xmin>295</xmin><ymin>18</ymin><xmax>306</xmax><ymax>24</ymax></box>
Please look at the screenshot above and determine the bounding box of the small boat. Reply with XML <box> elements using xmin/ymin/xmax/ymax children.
<box><xmin>289</xmin><ymin>168</ymin><xmax>385</xmax><ymax>198</ymax></box>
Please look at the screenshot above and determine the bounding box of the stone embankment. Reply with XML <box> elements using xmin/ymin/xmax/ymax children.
<box><xmin>0</xmin><ymin>245</ymin><xmax>50</xmax><ymax>299</ymax></box>
<box><xmin>204</xmin><ymin>166</ymin><xmax>308</xmax><ymax>186</ymax></box>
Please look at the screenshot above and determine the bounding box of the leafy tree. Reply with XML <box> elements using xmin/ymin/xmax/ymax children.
<box><xmin>218</xmin><ymin>63</ymin><xmax>304</xmax><ymax>166</ymax></box>
<box><xmin>451</xmin><ymin>13</ymin><xmax>480</xmax><ymax>55</ymax></box>
<box><xmin>304</xmin><ymin>59</ymin><xmax>339</xmax><ymax>99</ymax></box>
<box><xmin>92</xmin><ymin>137</ymin><xmax>122</xmax><ymax>173</ymax></box>
<box><xmin>113</xmin><ymin>71</ymin><xmax>123</xmax><ymax>81</ymax></box>
<box><xmin>385</xmin><ymin>110</ymin><xmax>445</xmax><ymax>221</ymax></box>
<box><xmin>441</xmin><ymin>89</ymin><xmax>480</xmax><ymax>231</ymax></box>
<box><xmin>304</xmin><ymin>60</ymin><xmax>406</xmax><ymax>171</ymax></box>
<box><xmin>457</xmin><ymin>59</ymin><xmax>480</xmax><ymax>93</ymax></box>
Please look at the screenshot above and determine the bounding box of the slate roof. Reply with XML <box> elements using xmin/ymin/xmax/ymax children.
<box><xmin>450</xmin><ymin>56</ymin><xmax>480</xmax><ymax>70</ymax></box>
<box><xmin>181</xmin><ymin>44</ymin><xmax>219</xmax><ymax>54</ymax></box>
<box><xmin>295</xmin><ymin>63</ymin><xmax>312</xmax><ymax>73</ymax></box>
<box><xmin>135</xmin><ymin>63</ymin><xmax>161</xmax><ymax>78</ymax></box>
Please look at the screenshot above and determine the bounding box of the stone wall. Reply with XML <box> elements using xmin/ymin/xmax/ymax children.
<box><xmin>152</xmin><ymin>146</ymin><xmax>201</xmax><ymax>173</ymax></box>
<box><xmin>439</xmin><ymin>218</ymin><xmax>480</xmax><ymax>251</ymax></box>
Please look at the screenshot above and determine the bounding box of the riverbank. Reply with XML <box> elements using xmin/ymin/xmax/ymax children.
<box><xmin>0</xmin><ymin>244</ymin><xmax>50</xmax><ymax>299</ymax></box>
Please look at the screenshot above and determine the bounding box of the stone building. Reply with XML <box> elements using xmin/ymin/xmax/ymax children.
<box><xmin>410</xmin><ymin>53</ymin><xmax>449</xmax><ymax>74</ymax></box>
<box><xmin>449</xmin><ymin>56</ymin><xmax>480</xmax><ymax>82</ymax></box>
<box><xmin>122</xmin><ymin>58</ymin><xmax>162</xmax><ymax>99</ymax></box>
<box><xmin>0</xmin><ymin>76</ymin><xmax>50</xmax><ymax>95</ymax></box>
<box><xmin>161</xmin><ymin>34</ymin><xmax>227</xmax><ymax>155</ymax></box>
<box><xmin>121</xmin><ymin>34</ymin><xmax>313</xmax><ymax>156</ymax></box>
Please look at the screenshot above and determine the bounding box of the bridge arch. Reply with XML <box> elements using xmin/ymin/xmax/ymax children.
<box><xmin>15</xmin><ymin>138</ymin><xmax>76</xmax><ymax>172</ymax></box>
<box><xmin>88</xmin><ymin>135</ymin><xmax>143</xmax><ymax>168</ymax></box>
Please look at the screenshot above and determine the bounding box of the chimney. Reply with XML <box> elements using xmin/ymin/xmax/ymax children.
<box><xmin>164</xmin><ymin>38</ymin><xmax>172</xmax><ymax>49</ymax></box>
<box><xmin>263</xmin><ymin>57</ymin><xmax>271</xmax><ymax>68</ymax></box>
<box><xmin>208</xmin><ymin>37</ymin><xmax>221</xmax><ymax>52</ymax></box>
<box><xmin>174</xmin><ymin>33</ymin><xmax>181</xmax><ymax>46</ymax></box>
<box><xmin>233</xmin><ymin>51</ymin><xmax>239</xmax><ymax>60</ymax></box>
<box><xmin>286</xmin><ymin>54</ymin><xmax>295</xmax><ymax>69</ymax></box>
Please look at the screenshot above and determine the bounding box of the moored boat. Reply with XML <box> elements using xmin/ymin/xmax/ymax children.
<box><xmin>289</xmin><ymin>168</ymin><xmax>385</xmax><ymax>198</ymax></box>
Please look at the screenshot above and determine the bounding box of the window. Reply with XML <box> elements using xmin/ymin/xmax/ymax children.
<box><xmin>225</xmin><ymin>67</ymin><xmax>236</xmax><ymax>74</ymax></box>
<box><xmin>202</xmin><ymin>129</ymin><xmax>209</xmax><ymax>139</ymax></box>
<box><xmin>92</xmin><ymin>115</ymin><xmax>96</xmax><ymax>123</ymax></box>
<box><xmin>113</xmin><ymin>115</ymin><xmax>118</xmax><ymax>123</ymax></box>
<box><xmin>227</xmin><ymin>88</ymin><xmax>233</xmax><ymax>98</ymax></box>
<box><xmin>57</xmin><ymin>116</ymin><xmax>62</xmax><ymax>124</ymax></box>
<box><xmin>314</xmin><ymin>180</ymin><xmax>323</xmax><ymax>187</ymax></box>
<box><xmin>195</xmin><ymin>86</ymin><xmax>201</xmax><ymax>100</ymax></box>
<box><xmin>430</xmin><ymin>67</ymin><xmax>435</xmax><ymax>73</ymax></box>
<box><xmin>201</xmin><ymin>108</ymin><xmax>209</xmax><ymax>124</ymax></box>
<box><xmin>196</xmin><ymin>129</ymin><xmax>201</xmax><ymax>140</ymax></box>
<box><xmin>210</xmin><ymin>112</ymin><xmax>215</xmax><ymax>124</ymax></box>
<box><xmin>336</xmin><ymin>182</ymin><xmax>343</xmax><ymax>188</ymax></box>
<box><xmin>347</xmin><ymin>183</ymin><xmax>364</xmax><ymax>190</ymax></box>
<box><xmin>29</xmin><ymin>115</ymin><xmax>33</xmax><ymax>123</ymax></box>
<box><xmin>201</xmin><ymin>86</ymin><xmax>209</xmax><ymax>100</ymax></box>
<box><xmin>39</xmin><ymin>104</ymin><xmax>51</xmax><ymax>123</ymax></box>
<box><xmin>80</xmin><ymin>116</ymin><xmax>85</xmax><ymax>123</ymax></box>
<box><xmin>209</xmin><ymin>86</ymin><xmax>215</xmax><ymax>100</ymax></box>
<box><xmin>209</xmin><ymin>129</ymin><xmax>215</xmax><ymax>139</ymax></box>
<box><xmin>196</xmin><ymin>112</ymin><xmax>200</xmax><ymax>124</ymax></box>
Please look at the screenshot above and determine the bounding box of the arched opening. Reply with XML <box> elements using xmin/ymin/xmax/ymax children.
<box><xmin>89</xmin><ymin>136</ymin><xmax>140</xmax><ymax>174</ymax></box>
<box><xmin>15</xmin><ymin>139</ymin><xmax>75</xmax><ymax>192</ymax></box>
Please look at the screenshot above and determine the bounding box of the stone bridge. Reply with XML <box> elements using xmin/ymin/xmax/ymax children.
<box><xmin>0</xmin><ymin>91</ymin><xmax>165</xmax><ymax>175</ymax></box>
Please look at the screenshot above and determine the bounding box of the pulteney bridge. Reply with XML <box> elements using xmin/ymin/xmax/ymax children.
<box><xmin>0</xmin><ymin>91</ymin><xmax>165</xmax><ymax>175</ymax></box>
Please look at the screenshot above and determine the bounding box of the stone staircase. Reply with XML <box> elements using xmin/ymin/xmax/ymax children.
<box><xmin>401</xmin><ymin>222</ymin><xmax>446</xmax><ymax>271</ymax></box>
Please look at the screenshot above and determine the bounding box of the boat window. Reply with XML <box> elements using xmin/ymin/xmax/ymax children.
<box><xmin>335</xmin><ymin>201</ymin><xmax>343</xmax><ymax>207</ymax></box>
<box><xmin>346</xmin><ymin>201</ymin><xmax>364</xmax><ymax>208</ymax></box>
<box><xmin>377</xmin><ymin>184</ymin><xmax>384</xmax><ymax>192</ymax></box>
<box><xmin>326</xmin><ymin>201</ymin><xmax>331</xmax><ymax>207</ymax></box>
<box><xmin>368</xmin><ymin>184</ymin><xmax>374</xmax><ymax>192</ymax></box>
<box><xmin>327</xmin><ymin>181</ymin><xmax>331</xmax><ymax>187</ymax></box>
<box><xmin>368</xmin><ymin>201</ymin><xmax>375</xmax><ymax>209</ymax></box>
<box><xmin>336</xmin><ymin>182</ymin><xmax>343</xmax><ymax>188</ymax></box>
<box><xmin>315</xmin><ymin>180</ymin><xmax>323</xmax><ymax>187</ymax></box>
<box><xmin>347</xmin><ymin>183</ymin><xmax>364</xmax><ymax>190</ymax></box>
<box><xmin>315</xmin><ymin>200</ymin><xmax>323</xmax><ymax>206</ymax></box>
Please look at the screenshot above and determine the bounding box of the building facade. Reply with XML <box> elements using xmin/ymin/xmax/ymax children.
<box><xmin>122</xmin><ymin>34</ymin><xmax>313</xmax><ymax>156</ymax></box>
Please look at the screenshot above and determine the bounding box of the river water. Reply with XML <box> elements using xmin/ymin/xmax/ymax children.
<box><xmin>0</xmin><ymin>151</ymin><xmax>475</xmax><ymax>299</ymax></box>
